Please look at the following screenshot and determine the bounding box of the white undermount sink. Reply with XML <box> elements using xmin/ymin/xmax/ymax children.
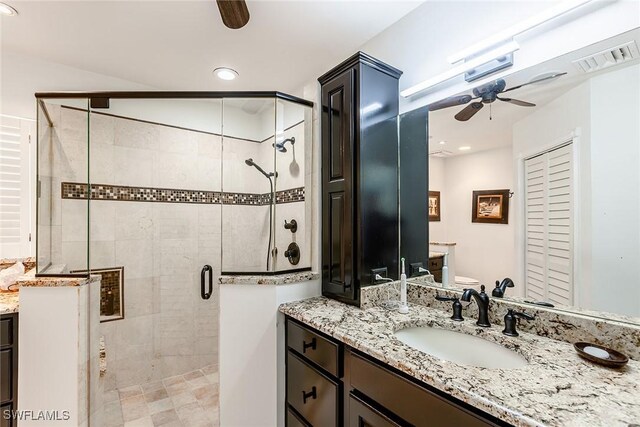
<box><xmin>394</xmin><ymin>326</ymin><xmax>528</xmax><ymax>369</ymax></box>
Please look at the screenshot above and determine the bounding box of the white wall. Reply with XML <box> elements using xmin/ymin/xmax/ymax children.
<box><xmin>434</xmin><ymin>147</ymin><xmax>516</xmax><ymax>288</ymax></box>
<box><xmin>428</xmin><ymin>156</ymin><xmax>446</xmax><ymax>242</ymax></box>
<box><xmin>218</xmin><ymin>279</ymin><xmax>321</xmax><ymax>427</ymax></box>
<box><xmin>589</xmin><ymin>64</ymin><xmax>640</xmax><ymax>316</ymax></box>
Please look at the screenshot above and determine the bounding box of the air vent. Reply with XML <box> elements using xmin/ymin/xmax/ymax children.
<box><xmin>428</xmin><ymin>150</ymin><xmax>453</xmax><ymax>158</ymax></box>
<box><xmin>572</xmin><ymin>40</ymin><xmax>639</xmax><ymax>73</ymax></box>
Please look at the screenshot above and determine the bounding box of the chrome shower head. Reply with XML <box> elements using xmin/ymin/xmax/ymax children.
<box><xmin>274</xmin><ymin>137</ymin><xmax>295</xmax><ymax>153</ymax></box>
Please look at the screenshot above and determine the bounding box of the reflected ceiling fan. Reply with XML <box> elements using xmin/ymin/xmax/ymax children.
<box><xmin>216</xmin><ymin>0</ymin><xmax>250</xmax><ymax>29</ymax></box>
<box><xmin>428</xmin><ymin>72</ymin><xmax>567</xmax><ymax>121</ymax></box>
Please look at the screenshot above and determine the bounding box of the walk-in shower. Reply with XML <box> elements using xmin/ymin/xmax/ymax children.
<box><xmin>34</xmin><ymin>91</ymin><xmax>312</xmax><ymax>426</ymax></box>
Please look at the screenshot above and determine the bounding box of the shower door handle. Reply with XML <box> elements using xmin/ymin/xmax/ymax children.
<box><xmin>201</xmin><ymin>265</ymin><xmax>213</xmax><ymax>300</ymax></box>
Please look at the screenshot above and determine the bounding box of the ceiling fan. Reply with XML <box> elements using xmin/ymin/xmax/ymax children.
<box><xmin>428</xmin><ymin>72</ymin><xmax>567</xmax><ymax>121</ymax></box>
<box><xmin>216</xmin><ymin>0</ymin><xmax>250</xmax><ymax>29</ymax></box>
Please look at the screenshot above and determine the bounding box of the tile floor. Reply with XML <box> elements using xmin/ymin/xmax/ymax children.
<box><xmin>104</xmin><ymin>365</ymin><xmax>219</xmax><ymax>427</ymax></box>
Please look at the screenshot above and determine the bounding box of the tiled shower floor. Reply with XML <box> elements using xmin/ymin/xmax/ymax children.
<box><xmin>104</xmin><ymin>365</ymin><xmax>219</xmax><ymax>427</ymax></box>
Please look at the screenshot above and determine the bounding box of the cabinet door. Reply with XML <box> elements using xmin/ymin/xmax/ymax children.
<box><xmin>0</xmin><ymin>403</ymin><xmax>13</xmax><ymax>427</ymax></box>
<box><xmin>321</xmin><ymin>69</ymin><xmax>355</xmax><ymax>301</ymax></box>
<box><xmin>349</xmin><ymin>393</ymin><xmax>402</xmax><ymax>427</ymax></box>
<box><xmin>0</xmin><ymin>349</ymin><xmax>12</xmax><ymax>404</ymax></box>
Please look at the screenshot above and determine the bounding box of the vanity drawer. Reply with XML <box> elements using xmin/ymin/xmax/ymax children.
<box><xmin>349</xmin><ymin>392</ymin><xmax>402</xmax><ymax>427</ymax></box>
<box><xmin>0</xmin><ymin>318</ymin><xmax>13</xmax><ymax>348</ymax></box>
<box><xmin>287</xmin><ymin>351</ymin><xmax>339</xmax><ymax>427</ymax></box>
<box><xmin>287</xmin><ymin>319</ymin><xmax>340</xmax><ymax>377</ymax></box>
<box><xmin>348</xmin><ymin>350</ymin><xmax>496</xmax><ymax>427</ymax></box>
<box><xmin>287</xmin><ymin>407</ymin><xmax>310</xmax><ymax>427</ymax></box>
<box><xmin>428</xmin><ymin>256</ymin><xmax>443</xmax><ymax>271</ymax></box>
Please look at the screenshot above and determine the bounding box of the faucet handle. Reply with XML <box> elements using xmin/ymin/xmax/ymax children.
<box><xmin>502</xmin><ymin>309</ymin><xmax>535</xmax><ymax>337</ymax></box>
<box><xmin>435</xmin><ymin>294</ymin><xmax>464</xmax><ymax>322</ymax></box>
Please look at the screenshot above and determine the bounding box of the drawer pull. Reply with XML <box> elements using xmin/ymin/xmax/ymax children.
<box><xmin>302</xmin><ymin>338</ymin><xmax>317</xmax><ymax>353</ymax></box>
<box><xmin>302</xmin><ymin>386</ymin><xmax>317</xmax><ymax>404</ymax></box>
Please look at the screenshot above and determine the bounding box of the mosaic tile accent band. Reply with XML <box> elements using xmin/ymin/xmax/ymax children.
<box><xmin>61</xmin><ymin>182</ymin><xmax>305</xmax><ymax>206</ymax></box>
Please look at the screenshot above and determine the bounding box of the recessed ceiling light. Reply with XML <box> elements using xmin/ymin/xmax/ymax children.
<box><xmin>0</xmin><ymin>2</ymin><xmax>18</xmax><ymax>16</ymax></box>
<box><xmin>213</xmin><ymin>67</ymin><xmax>238</xmax><ymax>81</ymax></box>
<box><xmin>459</xmin><ymin>146</ymin><xmax>471</xmax><ymax>151</ymax></box>
<box><xmin>439</xmin><ymin>140</ymin><xmax>446</xmax><ymax>145</ymax></box>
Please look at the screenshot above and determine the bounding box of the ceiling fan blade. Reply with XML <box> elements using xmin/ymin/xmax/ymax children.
<box><xmin>427</xmin><ymin>95</ymin><xmax>473</xmax><ymax>111</ymax></box>
<box><xmin>454</xmin><ymin>102</ymin><xmax>484</xmax><ymax>121</ymax></box>
<box><xmin>502</xmin><ymin>72</ymin><xmax>567</xmax><ymax>93</ymax></box>
<box><xmin>216</xmin><ymin>0</ymin><xmax>250</xmax><ymax>29</ymax></box>
<box><xmin>497</xmin><ymin>97</ymin><xmax>536</xmax><ymax>107</ymax></box>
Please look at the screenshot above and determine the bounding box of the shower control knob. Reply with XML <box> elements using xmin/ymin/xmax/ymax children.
<box><xmin>284</xmin><ymin>219</ymin><xmax>298</xmax><ymax>233</ymax></box>
<box><xmin>285</xmin><ymin>242</ymin><xmax>300</xmax><ymax>265</ymax></box>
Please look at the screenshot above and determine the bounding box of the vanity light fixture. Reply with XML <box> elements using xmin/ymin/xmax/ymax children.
<box><xmin>0</xmin><ymin>2</ymin><xmax>18</xmax><ymax>16</ymax></box>
<box><xmin>213</xmin><ymin>67</ymin><xmax>238</xmax><ymax>81</ymax></box>
<box><xmin>459</xmin><ymin>146</ymin><xmax>471</xmax><ymax>151</ymax></box>
<box><xmin>400</xmin><ymin>41</ymin><xmax>520</xmax><ymax>98</ymax></box>
<box><xmin>447</xmin><ymin>0</ymin><xmax>592</xmax><ymax>64</ymax></box>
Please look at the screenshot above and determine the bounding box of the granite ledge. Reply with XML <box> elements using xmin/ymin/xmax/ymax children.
<box><xmin>16</xmin><ymin>270</ymin><xmax>100</xmax><ymax>287</ymax></box>
<box><xmin>219</xmin><ymin>271</ymin><xmax>320</xmax><ymax>285</ymax></box>
<box><xmin>430</xmin><ymin>241</ymin><xmax>456</xmax><ymax>246</ymax></box>
<box><xmin>279</xmin><ymin>297</ymin><xmax>640</xmax><ymax>427</ymax></box>
<box><xmin>0</xmin><ymin>292</ymin><xmax>19</xmax><ymax>314</ymax></box>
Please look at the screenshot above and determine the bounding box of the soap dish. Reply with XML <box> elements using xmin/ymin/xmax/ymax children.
<box><xmin>574</xmin><ymin>342</ymin><xmax>629</xmax><ymax>368</ymax></box>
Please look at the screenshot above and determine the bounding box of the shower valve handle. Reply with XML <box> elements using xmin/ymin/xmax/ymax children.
<box><xmin>284</xmin><ymin>219</ymin><xmax>298</xmax><ymax>233</ymax></box>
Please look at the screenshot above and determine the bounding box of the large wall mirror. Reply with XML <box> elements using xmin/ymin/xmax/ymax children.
<box><xmin>425</xmin><ymin>27</ymin><xmax>639</xmax><ymax>323</ymax></box>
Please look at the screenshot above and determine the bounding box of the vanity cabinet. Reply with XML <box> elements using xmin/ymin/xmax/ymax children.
<box><xmin>0</xmin><ymin>313</ymin><xmax>18</xmax><ymax>427</ymax></box>
<box><xmin>286</xmin><ymin>318</ymin><xmax>343</xmax><ymax>427</ymax></box>
<box><xmin>318</xmin><ymin>52</ymin><xmax>403</xmax><ymax>306</ymax></box>
<box><xmin>285</xmin><ymin>317</ymin><xmax>509</xmax><ymax>427</ymax></box>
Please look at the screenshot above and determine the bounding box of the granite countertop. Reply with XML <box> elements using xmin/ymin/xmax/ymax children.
<box><xmin>219</xmin><ymin>271</ymin><xmax>320</xmax><ymax>285</ymax></box>
<box><xmin>428</xmin><ymin>252</ymin><xmax>445</xmax><ymax>258</ymax></box>
<box><xmin>279</xmin><ymin>297</ymin><xmax>640</xmax><ymax>427</ymax></box>
<box><xmin>430</xmin><ymin>241</ymin><xmax>456</xmax><ymax>246</ymax></box>
<box><xmin>0</xmin><ymin>292</ymin><xmax>19</xmax><ymax>314</ymax></box>
<box><xmin>16</xmin><ymin>269</ymin><xmax>100</xmax><ymax>287</ymax></box>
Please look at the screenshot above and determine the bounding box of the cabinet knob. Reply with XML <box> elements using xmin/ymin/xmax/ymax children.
<box><xmin>302</xmin><ymin>386</ymin><xmax>317</xmax><ymax>404</ymax></box>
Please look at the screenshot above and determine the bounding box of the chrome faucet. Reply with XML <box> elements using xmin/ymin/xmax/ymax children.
<box><xmin>461</xmin><ymin>285</ymin><xmax>491</xmax><ymax>327</ymax></box>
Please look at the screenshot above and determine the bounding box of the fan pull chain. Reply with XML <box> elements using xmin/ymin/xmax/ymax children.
<box><xmin>489</xmin><ymin>103</ymin><xmax>493</xmax><ymax>121</ymax></box>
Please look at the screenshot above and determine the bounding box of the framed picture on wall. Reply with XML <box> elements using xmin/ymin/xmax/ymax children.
<box><xmin>428</xmin><ymin>191</ymin><xmax>441</xmax><ymax>222</ymax></box>
<box><xmin>472</xmin><ymin>189</ymin><xmax>510</xmax><ymax>224</ymax></box>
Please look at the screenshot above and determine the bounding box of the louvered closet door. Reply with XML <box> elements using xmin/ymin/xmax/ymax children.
<box><xmin>524</xmin><ymin>143</ymin><xmax>573</xmax><ymax>306</ymax></box>
<box><xmin>0</xmin><ymin>117</ymin><xmax>31</xmax><ymax>258</ymax></box>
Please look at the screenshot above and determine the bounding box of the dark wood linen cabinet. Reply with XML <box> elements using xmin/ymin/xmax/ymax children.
<box><xmin>318</xmin><ymin>52</ymin><xmax>403</xmax><ymax>306</ymax></box>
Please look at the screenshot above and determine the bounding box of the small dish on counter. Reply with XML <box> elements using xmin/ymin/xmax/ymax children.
<box><xmin>574</xmin><ymin>342</ymin><xmax>629</xmax><ymax>368</ymax></box>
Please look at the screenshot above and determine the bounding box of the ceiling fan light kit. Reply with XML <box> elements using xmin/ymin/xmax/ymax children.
<box><xmin>430</xmin><ymin>71</ymin><xmax>567</xmax><ymax>121</ymax></box>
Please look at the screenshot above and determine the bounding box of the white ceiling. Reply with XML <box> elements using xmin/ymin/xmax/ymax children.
<box><xmin>429</xmin><ymin>28</ymin><xmax>640</xmax><ymax>157</ymax></box>
<box><xmin>1</xmin><ymin>0</ymin><xmax>423</xmax><ymax>95</ymax></box>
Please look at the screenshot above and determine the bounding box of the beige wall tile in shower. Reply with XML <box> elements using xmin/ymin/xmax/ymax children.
<box><xmin>113</xmin><ymin>146</ymin><xmax>153</xmax><ymax>187</ymax></box>
<box><xmin>115</xmin><ymin>240</ymin><xmax>153</xmax><ymax>279</ymax></box>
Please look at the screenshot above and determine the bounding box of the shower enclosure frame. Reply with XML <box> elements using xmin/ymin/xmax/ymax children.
<box><xmin>34</xmin><ymin>91</ymin><xmax>313</xmax><ymax>278</ymax></box>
